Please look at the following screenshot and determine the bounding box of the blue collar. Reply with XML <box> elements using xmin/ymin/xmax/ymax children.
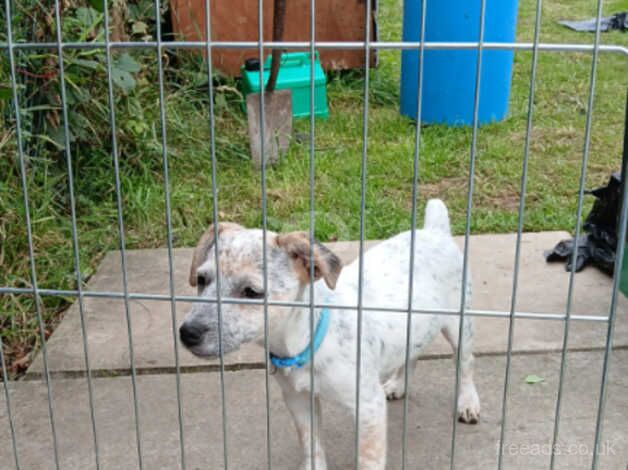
<box><xmin>270</xmin><ymin>308</ymin><xmax>331</xmax><ymax>369</ymax></box>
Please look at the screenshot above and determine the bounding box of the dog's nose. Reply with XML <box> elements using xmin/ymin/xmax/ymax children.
<box><xmin>179</xmin><ymin>323</ymin><xmax>207</xmax><ymax>347</ymax></box>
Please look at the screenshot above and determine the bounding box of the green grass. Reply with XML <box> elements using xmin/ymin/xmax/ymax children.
<box><xmin>1</xmin><ymin>0</ymin><xmax>627</xmax><ymax>375</ymax></box>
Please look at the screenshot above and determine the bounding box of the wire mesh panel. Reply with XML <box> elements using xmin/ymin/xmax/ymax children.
<box><xmin>1</xmin><ymin>0</ymin><xmax>628</xmax><ymax>469</ymax></box>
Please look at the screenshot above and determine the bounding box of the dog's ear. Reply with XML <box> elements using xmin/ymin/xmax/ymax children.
<box><xmin>275</xmin><ymin>232</ymin><xmax>343</xmax><ymax>289</ymax></box>
<box><xmin>189</xmin><ymin>222</ymin><xmax>243</xmax><ymax>286</ymax></box>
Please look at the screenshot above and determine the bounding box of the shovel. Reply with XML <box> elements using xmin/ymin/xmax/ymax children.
<box><xmin>246</xmin><ymin>0</ymin><xmax>292</xmax><ymax>168</ymax></box>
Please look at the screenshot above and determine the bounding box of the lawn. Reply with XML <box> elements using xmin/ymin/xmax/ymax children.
<box><xmin>1</xmin><ymin>0</ymin><xmax>627</xmax><ymax>376</ymax></box>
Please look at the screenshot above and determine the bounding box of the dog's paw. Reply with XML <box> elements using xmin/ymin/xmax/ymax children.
<box><xmin>457</xmin><ymin>383</ymin><xmax>480</xmax><ymax>424</ymax></box>
<box><xmin>383</xmin><ymin>375</ymin><xmax>405</xmax><ymax>401</ymax></box>
<box><xmin>458</xmin><ymin>406</ymin><xmax>480</xmax><ymax>424</ymax></box>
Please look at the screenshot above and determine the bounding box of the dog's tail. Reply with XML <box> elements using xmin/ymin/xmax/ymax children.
<box><xmin>424</xmin><ymin>199</ymin><xmax>451</xmax><ymax>234</ymax></box>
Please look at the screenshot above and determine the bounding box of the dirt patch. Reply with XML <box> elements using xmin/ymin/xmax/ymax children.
<box><xmin>421</xmin><ymin>176</ymin><xmax>468</xmax><ymax>199</ymax></box>
<box><xmin>511</xmin><ymin>126</ymin><xmax>581</xmax><ymax>154</ymax></box>
<box><xmin>422</xmin><ymin>176</ymin><xmax>540</xmax><ymax>212</ymax></box>
<box><xmin>484</xmin><ymin>191</ymin><xmax>539</xmax><ymax>211</ymax></box>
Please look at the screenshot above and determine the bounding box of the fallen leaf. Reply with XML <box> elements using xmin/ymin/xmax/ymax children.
<box><xmin>525</xmin><ymin>374</ymin><xmax>544</xmax><ymax>384</ymax></box>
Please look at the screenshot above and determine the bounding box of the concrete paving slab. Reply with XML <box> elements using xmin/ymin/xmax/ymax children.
<box><xmin>6</xmin><ymin>350</ymin><xmax>628</xmax><ymax>469</ymax></box>
<box><xmin>29</xmin><ymin>232</ymin><xmax>628</xmax><ymax>375</ymax></box>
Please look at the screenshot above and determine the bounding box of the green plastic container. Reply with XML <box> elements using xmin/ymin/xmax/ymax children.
<box><xmin>241</xmin><ymin>52</ymin><xmax>329</xmax><ymax>119</ymax></box>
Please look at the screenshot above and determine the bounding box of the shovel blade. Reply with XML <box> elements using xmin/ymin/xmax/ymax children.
<box><xmin>246</xmin><ymin>89</ymin><xmax>292</xmax><ymax>168</ymax></box>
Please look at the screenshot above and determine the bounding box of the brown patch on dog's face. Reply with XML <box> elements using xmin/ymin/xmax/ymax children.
<box><xmin>275</xmin><ymin>231</ymin><xmax>342</xmax><ymax>290</ymax></box>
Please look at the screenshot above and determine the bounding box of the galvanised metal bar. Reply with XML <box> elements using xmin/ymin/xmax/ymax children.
<box><xmin>152</xmin><ymin>0</ymin><xmax>186</xmax><ymax>467</ymax></box>
<box><xmin>591</xmin><ymin>94</ymin><xmax>628</xmax><ymax>470</ymax></box>
<box><xmin>450</xmin><ymin>0</ymin><xmax>486</xmax><ymax>467</ymax></box>
<box><xmin>0</xmin><ymin>286</ymin><xmax>613</xmax><ymax>322</ymax></box>
<box><xmin>3</xmin><ymin>0</ymin><xmax>61</xmax><ymax>467</ymax></box>
<box><xmin>256</xmin><ymin>0</ymin><xmax>273</xmax><ymax>467</ymax></box>
<box><xmin>400</xmin><ymin>0</ymin><xmax>427</xmax><ymax>467</ymax></box>
<box><xmin>0</xmin><ymin>336</ymin><xmax>20</xmax><ymax>469</ymax></box>
<box><xmin>52</xmin><ymin>0</ymin><xmax>101</xmax><ymax>467</ymax></box>
<box><xmin>308</xmin><ymin>0</ymin><xmax>317</xmax><ymax>468</ymax></box>
<box><xmin>102</xmin><ymin>0</ymin><xmax>144</xmax><ymax>466</ymax></box>
<box><xmin>550</xmin><ymin>2</ymin><xmax>605</xmax><ymax>468</ymax></box>
<box><xmin>0</xmin><ymin>41</ymin><xmax>626</xmax><ymax>55</ymax></box>
<box><xmin>203</xmin><ymin>0</ymin><xmax>231</xmax><ymax>466</ymax></box>
<box><xmin>354</xmin><ymin>0</ymin><xmax>373</xmax><ymax>466</ymax></box>
<box><xmin>2</xmin><ymin>4</ymin><xmax>626</xmax><ymax>470</ymax></box>
<box><xmin>497</xmin><ymin>0</ymin><xmax>543</xmax><ymax>467</ymax></box>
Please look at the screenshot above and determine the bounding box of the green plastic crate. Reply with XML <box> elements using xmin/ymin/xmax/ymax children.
<box><xmin>241</xmin><ymin>52</ymin><xmax>329</xmax><ymax>119</ymax></box>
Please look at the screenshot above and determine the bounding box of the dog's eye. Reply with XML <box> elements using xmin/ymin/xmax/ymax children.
<box><xmin>242</xmin><ymin>286</ymin><xmax>264</xmax><ymax>299</ymax></box>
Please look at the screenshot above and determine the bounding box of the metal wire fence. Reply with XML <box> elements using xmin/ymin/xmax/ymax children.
<box><xmin>1</xmin><ymin>0</ymin><xmax>628</xmax><ymax>469</ymax></box>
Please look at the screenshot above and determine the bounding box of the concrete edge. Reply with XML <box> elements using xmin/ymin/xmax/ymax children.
<box><xmin>22</xmin><ymin>344</ymin><xmax>628</xmax><ymax>381</ymax></box>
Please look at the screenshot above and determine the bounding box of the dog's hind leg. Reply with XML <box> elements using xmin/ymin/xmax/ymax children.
<box><xmin>382</xmin><ymin>362</ymin><xmax>416</xmax><ymax>401</ymax></box>
<box><xmin>441</xmin><ymin>316</ymin><xmax>481</xmax><ymax>424</ymax></box>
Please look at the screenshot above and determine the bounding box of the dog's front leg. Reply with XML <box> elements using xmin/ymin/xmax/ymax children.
<box><xmin>343</xmin><ymin>383</ymin><xmax>387</xmax><ymax>470</ymax></box>
<box><xmin>275</xmin><ymin>375</ymin><xmax>326</xmax><ymax>470</ymax></box>
<box><xmin>358</xmin><ymin>390</ymin><xmax>387</xmax><ymax>469</ymax></box>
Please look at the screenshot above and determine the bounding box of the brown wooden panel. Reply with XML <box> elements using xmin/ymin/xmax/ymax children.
<box><xmin>169</xmin><ymin>0</ymin><xmax>377</xmax><ymax>76</ymax></box>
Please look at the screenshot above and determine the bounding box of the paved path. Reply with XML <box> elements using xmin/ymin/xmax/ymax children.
<box><xmin>29</xmin><ymin>232</ymin><xmax>628</xmax><ymax>375</ymax></box>
<box><xmin>2</xmin><ymin>231</ymin><xmax>626</xmax><ymax>469</ymax></box>
<box><xmin>3</xmin><ymin>351</ymin><xmax>627</xmax><ymax>468</ymax></box>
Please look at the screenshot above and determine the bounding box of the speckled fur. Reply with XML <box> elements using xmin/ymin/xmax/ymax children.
<box><xmin>180</xmin><ymin>199</ymin><xmax>480</xmax><ymax>470</ymax></box>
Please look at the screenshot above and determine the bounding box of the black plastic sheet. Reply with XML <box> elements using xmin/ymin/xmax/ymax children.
<box><xmin>545</xmin><ymin>173</ymin><xmax>623</xmax><ymax>275</ymax></box>
<box><xmin>559</xmin><ymin>12</ymin><xmax>628</xmax><ymax>32</ymax></box>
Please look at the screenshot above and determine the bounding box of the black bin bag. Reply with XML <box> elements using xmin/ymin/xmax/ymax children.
<box><xmin>545</xmin><ymin>173</ymin><xmax>623</xmax><ymax>275</ymax></box>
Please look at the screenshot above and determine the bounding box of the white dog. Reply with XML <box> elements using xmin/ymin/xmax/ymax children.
<box><xmin>180</xmin><ymin>199</ymin><xmax>480</xmax><ymax>469</ymax></box>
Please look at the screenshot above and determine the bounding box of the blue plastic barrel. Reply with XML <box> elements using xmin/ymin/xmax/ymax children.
<box><xmin>400</xmin><ymin>0</ymin><xmax>519</xmax><ymax>125</ymax></box>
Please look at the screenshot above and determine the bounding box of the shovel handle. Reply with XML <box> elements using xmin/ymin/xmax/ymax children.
<box><xmin>266</xmin><ymin>0</ymin><xmax>286</xmax><ymax>93</ymax></box>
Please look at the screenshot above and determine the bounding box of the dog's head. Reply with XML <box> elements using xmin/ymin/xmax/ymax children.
<box><xmin>179</xmin><ymin>223</ymin><xmax>342</xmax><ymax>358</ymax></box>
